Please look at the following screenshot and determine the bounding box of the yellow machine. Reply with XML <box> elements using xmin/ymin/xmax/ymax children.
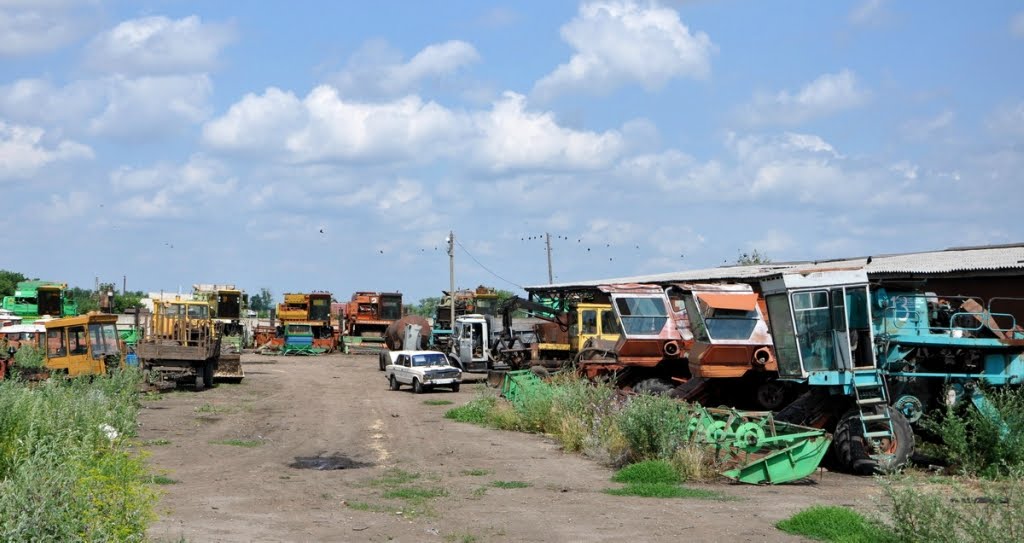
<box><xmin>39</xmin><ymin>314</ymin><xmax>123</xmax><ymax>377</ymax></box>
<box><xmin>136</xmin><ymin>298</ymin><xmax>221</xmax><ymax>389</ymax></box>
<box><xmin>193</xmin><ymin>285</ymin><xmax>246</xmax><ymax>382</ymax></box>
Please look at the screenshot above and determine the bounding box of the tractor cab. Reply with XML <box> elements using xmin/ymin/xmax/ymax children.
<box><xmin>38</xmin><ymin>314</ymin><xmax>123</xmax><ymax>377</ymax></box>
<box><xmin>761</xmin><ymin>270</ymin><xmax>875</xmax><ymax>381</ymax></box>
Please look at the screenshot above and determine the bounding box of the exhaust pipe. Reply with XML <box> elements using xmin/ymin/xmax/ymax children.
<box><xmin>663</xmin><ymin>341</ymin><xmax>680</xmax><ymax>357</ymax></box>
<box><xmin>752</xmin><ymin>347</ymin><xmax>773</xmax><ymax>366</ymax></box>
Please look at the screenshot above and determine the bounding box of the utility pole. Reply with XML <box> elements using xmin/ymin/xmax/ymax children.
<box><xmin>447</xmin><ymin>230</ymin><xmax>455</xmax><ymax>335</ymax></box>
<box><xmin>545</xmin><ymin>232</ymin><xmax>553</xmax><ymax>284</ymax></box>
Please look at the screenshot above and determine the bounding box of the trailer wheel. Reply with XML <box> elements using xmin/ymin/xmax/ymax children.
<box><xmin>633</xmin><ymin>378</ymin><xmax>674</xmax><ymax>396</ymax></box>
<box><xmin>834</xmin><ymin>406</ymin><xmax>914</xmax><ymax>475</ymax></box>
<box><xmin>389</xmin><ymin>375</ymin><xmax>400</xmax><ymax>391</ymax></box>
<box><xmin>413</xmin><ymin>378</ymin><xmax>424</xmax><ymax>394</ymax></box>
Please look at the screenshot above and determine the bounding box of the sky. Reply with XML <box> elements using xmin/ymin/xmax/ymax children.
<box><xmin>2</xmin><ymin>0</ymin><xmax>1023</xmax><ymax>304</ymax></box>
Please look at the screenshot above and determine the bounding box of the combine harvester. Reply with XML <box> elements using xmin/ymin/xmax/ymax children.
<box><xmin>763</xmin><ymin>269</ymin><xmax>1024</xmax><ymax>474</ymax></box>
<box><xmin>341</xmin><ymin>291</ymin><xmax>402</xmax><ymax>354</ymax></box>
<box><xmin>253</xmin><ymin>292</ymin><xmax>336</xmax><ymax>355</ymax></box>
<box><xmin>193</xmin><ymin>284</ymin><xmax>246</xmax><ymax>381</ymax></box>
<box><xmin>500</xmin><ymin>370</ymin><xmax>831</xmax><ymax>485</ymax></box>
<box><xmin>1</xmin><ymin>280</ymin><xmax>77</xmax><ymax>321</ymax></box>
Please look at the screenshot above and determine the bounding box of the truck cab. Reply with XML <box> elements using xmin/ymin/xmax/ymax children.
<box><xmin>452</xmin><ymin>314</ymin><xmax>490</xmax><ymax>372</ymax></box>
<box><xmin>38</xmin><ymin>314</ymin><xmax>123</xmax><ymax>377</ymax></box>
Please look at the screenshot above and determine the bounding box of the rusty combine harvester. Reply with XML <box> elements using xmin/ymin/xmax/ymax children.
<box><xmin>272</xmin><ymin>292</ymin><xmax>336</xmax><ymax>355</ymax></box>
<box><xmin>342</xmin><ymin>291</ymin><xmax>402</xmax><ymax>354</ymax></box>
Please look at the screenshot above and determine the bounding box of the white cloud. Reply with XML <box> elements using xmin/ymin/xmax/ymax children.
<box><xmin>0</xmin><ymin>75</ymin><xmax>213</xmax><ymax>140</ymax></box>
<box><xmin>533</xmin><ymin>0</ymin><xmax>714</xmax><ymax>100</ymax></box>
<box><xmin>738</xmin><ymin>70</ymin><xmax>869</xmax><ymax>125</ymax></box>
<box><xmin>1011</xmin><ymin>11</ymin><xmax>1024</xmax><ymax>38</ymax></box>
<box><xmin>987</xmin><ymin>102</ymin><xmax>1024</xmax><ymax>139</ymax></box>
<box><xmin>848</xmin><ymin>0</ymin><xmax>890</xmax><ymax>26</ymax></box>
<box><xmin>84</xmin><ymin>15</ymin><xmax>235</xmax><ymax>76</ymax></box>
<box><xmin>0</xmin><ymin>121</ymin><xmax>93</xmax><ymax>180</ymax></box>
<box><xmin>203</xmin><ymin>86</ymin><xmax>623</xmax><ymax>172</ymax></box>
<box><xmin>111</xmin><ymin>155</ymin><xmax>238</xmax><ymax>219</ymax></box>
<box><xmin>900</xmin><ymin>109</ymin><xmax>954</xmax><ymax>141</ymax></box>
<box><xmin>333</xmin><ymin>40</ymin><xmax>480</xmax><ymax>98</ymax></box>
<box><xmin>88</xmin><ymin>75</ymin><xmax>213</xmax><ymax>139</ymax></box>
<box><xmin>0</xmin><ymin>2</ymin><xmax>94</xmax><ymax>57</ymax></box>
<box><xmin>472</xmin><ymin>92</ymin><xmax>624</xmax><ymax>172</ymax></box>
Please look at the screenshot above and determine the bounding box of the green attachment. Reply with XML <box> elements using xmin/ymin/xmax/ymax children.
<box><xmin>341</xmin><ymin>335</ymin><xmax>387</xmax><ymax>354</ymax></box>
<box><xmin>281</xmin><ymin>344</ymin><xmax>327</xmax><ymax>356</ymax></box>
<box><xmin>497</xmin><ymin>373</ymin><xmax>831</xmax><ymax>485</ymax></box>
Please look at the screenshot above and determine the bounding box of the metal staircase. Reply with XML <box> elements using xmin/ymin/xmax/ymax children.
<box><xmin>852</xmin><ymin>371</ymin><xmax>894</xmax><ymax>443</ymax></box>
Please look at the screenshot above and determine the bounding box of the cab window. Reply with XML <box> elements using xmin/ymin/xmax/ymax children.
<box><xmin>581</xmin><ymin>310</ymin><xmax>597</xmax><ymax>335</ymax></box>
<box><xmin>68</xmin><ymin>326</ymin><xmax>88</xmax><ymax>355</ymax></box>
<box><xmin>47</xmin><ymin>329</ymin><xmax>66</xmax><ymax>357</ymax></box>
<box><xmin>601</xmin><ymin>310</ymin><xmax>620</xmax><ymax>335</ymax></box>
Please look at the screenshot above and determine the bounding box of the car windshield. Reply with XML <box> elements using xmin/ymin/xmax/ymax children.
<box><xmin>411</xmin><ymin>353</ymin><xmax>448</xmax><ymax>367</ymax></box>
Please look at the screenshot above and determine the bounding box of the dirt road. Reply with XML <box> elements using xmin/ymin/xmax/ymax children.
<box><xmin>141</xmin><ymin>353</ymin><xmax>883</xmax><ymax>542</ymax></box>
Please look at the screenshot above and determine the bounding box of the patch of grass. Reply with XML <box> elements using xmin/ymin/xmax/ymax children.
<box><xmin>382</xmin><ymin>487</ymin><xmax>447</xmax><ymax>500</ymax></box>
<box><xmin>922</xmin><ymin>387</ymin><xmax>1024</xmax><ymax>478</ymax></box>
<box><xmin>0</xmin><ymin>369</ymin><xmax>156</xmax><ymax>541</ymax></box>
<box><xmin>142</xmin><ymin>438</ymin><xmax>171</xmax><ymax>446</ymax></box>
<box><xmin>777</xmin><ymin>506</ymin><xmax>896</xmax><ymax>543</ymax></box>
<box><xmin>612</xmin><ymin>460</ymin><xmax>679</xmax><ymax>485</ymax></box>
<box><xmin>444</xmin><ymin>397</ymin><xmax>495</xmax><ymax>425</ymax></box>
<box><xmin>209</xmin><ymin>439</ymin><xmax>262</xmax><ymax>448</ymax></box>
<box><xmin>470</xmin><ymin>486</ymin><xmax>488</xmax><ymax>499</ymax></box>
<box><xmin>444</xmin><ymin>534</ymin><xmax>479</xmax><ymax>543</ymax></box>
<box><xmin>194</xmin><ymin>403</ymin><xmax>220</xmax><ymax>414</ymax></box>
<box><xmin>346</xmin><ymin>501</ymin><xmax>390</xmax><ymax>513</ymax></box>
<box><xmin>147</xmin><ymin>475</ymin><xmax>178</xmax><ymax>485</ymax></box>
<box><xmin>423</xmin><ymin>399</ymin><xmax>454</xmax><ymax>406</ymax></box>
<box><xmin>369</xmin><ymin>469</ymin><xmax>421</xmax><ymax>487</ymax></box>
<box><xmin>603</xmin><ymin>483</ymin><xmax>721</xmax><ymax>499</ymax></box>
<box><xmin>490</xmin><ymin>480</ymin><xmax>531</xmax><ymax>489</ymax></box>
<box><xmin>461</xmin><ymin>468</ymin><xmax>491</xmax><ymax>476</ymax></box>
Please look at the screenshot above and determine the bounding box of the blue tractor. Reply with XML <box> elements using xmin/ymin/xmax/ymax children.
<box><xmin>763</xmin><ymin>270</ymin><xmax>1024</xmax><ymax>474</ymax></box>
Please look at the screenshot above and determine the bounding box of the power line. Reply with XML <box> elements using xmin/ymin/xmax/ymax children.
<box><xmin>454</xmin><ymin>239</ymin><xmax>524</xmax><ymax>290</ymax></box>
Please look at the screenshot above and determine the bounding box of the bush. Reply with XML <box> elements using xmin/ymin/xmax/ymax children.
<box><xmin>885</xmin><ymin>476</ymin><xmax>1024</xmax><ymax>543</ymax></box>
<box><xmin>0</xmin><ymin>369</ymin><xmax>156</xmax><ymax>541</ymax></box>
<box><xmin>615</xmin><ymin>394</ymin><xmax>691</xmax><ymax>461</ymax></box>
<box><xmin>776</xmin><ymin>506</ymin><xmax>896</xmax><ymax>543</ymax></box>
<box><xmin>923</xmin><ymin>388</ymin><xmax>1024</xmax><ymax>478</ymax></box>
<box><xmin>12</xmin><ymin>344</ymin><xmax>45</xmax><ymax>369</ymax></box>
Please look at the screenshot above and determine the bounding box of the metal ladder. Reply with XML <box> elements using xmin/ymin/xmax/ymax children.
<box><xmin>852</xmin><ymin>371</ymin><xmax>894</xmax><ymax>443</ymax></box>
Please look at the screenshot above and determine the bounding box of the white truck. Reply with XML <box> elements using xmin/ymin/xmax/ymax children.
<box><xmin>384</xmin><ymin>350</ymin><xmax>462</xmax><ymax>393</ymax></box>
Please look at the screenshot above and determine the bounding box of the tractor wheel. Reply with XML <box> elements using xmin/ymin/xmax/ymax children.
<box><xmin>633</xmin><ymin>378</ymin><xmax>675</xmax><ymax>396</ymax></box>
<box><xmin>413</xmin><ymin>378</ymin><xmax>424</xmax><ymax>394</ymax></box>
<box><xmin>379</xmin><ymin>352</ymin><xmax>387</xmax><ymax>371</ymax></box>
<box><xmin>755</xmin><ymin>381</ymin><xmax>787</xmax><ymax>411</ymax></box>
<box><xmin>834</xmin><ymin>406</ymin><xmax>914</xmax><ymax>475</ymax></box>
<box><xmin>389</xmin><ymin>375</ymin><xmax>400</xmax><ymax>391</ymax></box>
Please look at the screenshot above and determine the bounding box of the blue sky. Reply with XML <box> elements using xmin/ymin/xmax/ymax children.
<box><xmin>2</xmin><ymin>0</ymin><xmax>1022</xmax><ymax>304</ymax></box>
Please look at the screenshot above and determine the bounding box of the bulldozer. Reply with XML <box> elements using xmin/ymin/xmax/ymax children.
<box><xmin>135</xmin><ymin>298</ymin><xmax>221</xmax><ymax>389</ymax></box>
<box><xmin>193</xmin><ymin>284</ymin><xmax>246</xmax><ymax>381</ymax></box>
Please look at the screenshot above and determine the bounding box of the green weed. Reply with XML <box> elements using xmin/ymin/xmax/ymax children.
<box><xmin>382</xmin><ymin>487</ymin><xmax>447</xmax><ymax>500</ymax></box>
<box><xmin>209</xmin><ymin>439</ymin><xmax>262</xmax><ymax>448</ymax></box>
<box><xmin>148</xmin><ymin>475</ymin><xmax>178</xmax><ymax>485</ymax></box>
<box><xmin>461</xmin><ymin>468</ymin><xmax>491</xmax><ymax>476</ymax></box>
<box><xmin>423</xmin><ymin>399</ymin><xmax>453</xmax><ymax>406</ymax></box>
<box><xmin>142</xmin><ymin>438</ymin><xmax>171</xmax><ymax>446</ymax></box>
<box><xmin>776</xmin><ymin>506</ymin><xmax>896</xmax><ymax>543</ymax></box>
<box><xmin>923</xmin><ymin>388</ymin><xmax>1024</xmax><ymax>478</ymax></box>
<box><xmin>603</xmin><ymin>483</ymin><xmax>721</xmax><ymax>499</ymax></box>
<box><xmin>369</xmin><ymin>469</ymin><xmax>421</xmax><ymax>487</ymax></box>
<box><xmin>612</xmin><ymin>460</ymin><xmax>679</xmax><ymax>485</ymax></box>
<box><xmin>490</xmin><ymin>480</ymin><xmax>530</xmax><ymax>489</ymax></box>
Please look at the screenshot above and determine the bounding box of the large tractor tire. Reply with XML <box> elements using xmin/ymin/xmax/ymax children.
<box><xmin>632</xmin><ymin>378</ymin><xmax>675</xmax><ymax>396</ymax></box>
<box><xmin>834</xmin><ymin>406</ymin><xmax>914</xmax><ymax>475</ymax></box>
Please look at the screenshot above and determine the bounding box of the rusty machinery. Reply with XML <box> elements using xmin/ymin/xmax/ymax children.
<box><xmin>342</xmin><ymin>291</ymin><xmax>402</xmax><ymax>353</ymax></box>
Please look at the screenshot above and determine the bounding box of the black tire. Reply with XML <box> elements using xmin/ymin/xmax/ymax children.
<box><xmin>451</xmin><ymin>383</ymin><xmax>460</xmax><ymax>393</ymax></box>
<box><xmin>633</xmin><ymin>378</ymin><xmax>675</xmax><ymax>396</ymax></box>
<box><xmin>379</xmin><ymin>352</ymin><xmax>387</xmax><ymax>371</ymax></box>
<box><xmin>833</xmin><ymin>406</ymin><xmax>914</xmax><ymax>475</ymax></box>
<box><xmin>755</xmin><ymin>381</ymin><xmax>787</xmax><ymax>411</ymax></box>
<box><xmin>413</xmin><ymin>378</ymin><xmax>424</xmax><ymax>394</ymax></box>
<box><xmin>202</xmin><ymin>360</ymin><xmax>215</xmax><ymax>389</ymax></box>
<box><xmin>389</xmin><ymin>375</ymin><xmax>400</xmax><ymax>391</ymax></box>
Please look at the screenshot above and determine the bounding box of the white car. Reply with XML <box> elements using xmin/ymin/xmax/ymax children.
<box><xmin>384</xmin><ymin>350</ymin><xmax>462</xmax><ymax>393</ymax></box>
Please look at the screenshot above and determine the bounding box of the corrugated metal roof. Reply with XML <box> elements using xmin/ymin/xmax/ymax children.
<box><xmin>526</xmin><ymin>244</ymin><xmax>1024</xmax><ymax>291</ymax></box>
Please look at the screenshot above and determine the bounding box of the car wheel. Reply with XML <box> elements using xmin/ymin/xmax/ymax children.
<box><xmin>413</xmin><ymin>378</ymin><xmax>424</xmax><ymax>394</ymax></box>
<box><xmin>389</xmin><ymin>375</ymin><xmax>400</xmax><ymax>391</ymax></box>
<box><xmin>451</xmin><ymin>383</ymin><xmax>460</xmax><ymax>393</ymax></box>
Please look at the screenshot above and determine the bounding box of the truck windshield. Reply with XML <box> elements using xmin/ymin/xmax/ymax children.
<box><xmin>614</xmin><ymin>297</ymin><xmax>668</xmax><ymax>336</ymax></box>
<box><xmin>411</xmin><ymin>353</ymin><xmax>447</xmax><ymax>367</ymax></box>
<box><xmin>380</xmin><ymin>297</ymin><xmax>401</xmax><ymax>320</ymax></box>
<box><xmin>187</xmin><ymin>305</ymin><xmax>209</xmax><ymax>319</ymax></box>
<box><xmin>89</xmin><ymin>323</ymin><xmax>121</xmax><ymax>358</ymax></box>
